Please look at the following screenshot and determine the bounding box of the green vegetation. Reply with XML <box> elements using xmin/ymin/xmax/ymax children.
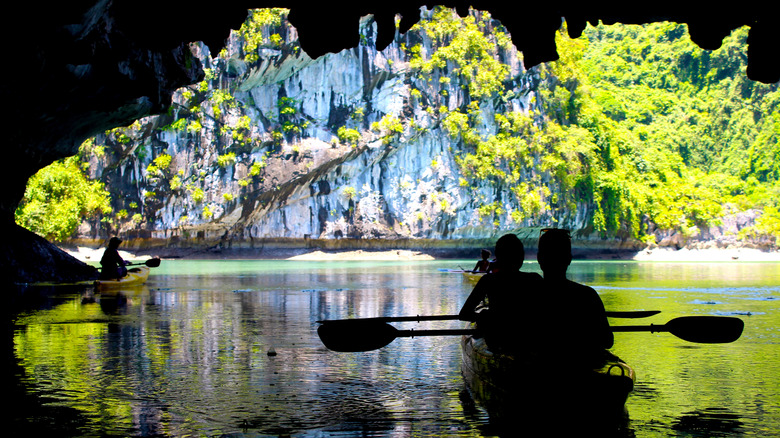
<box><xmin>210</xmin><ymin>89</ymin><xmax>235</xmax><ymax>118</ymax></box>
<box><xmin>429</xmin><ymin>13</ymin><xmax>780</xmax><ymax>242</ymax></box>
<box><xmin>337</xmin><ymin>126</ymin><xmax>361</xmax><ymax>146</ymax></box>
<box><xmin>238</xmin><ymin>8</ymin><xmax>290</xmax><ymax>62</ymax></box>
<box><xmin>409</xmin><ymin>8</ymin><xmax>511</xmax><ymax>100</ymax></box>
<box><xmin>217</xmin><ymin>152</ymin><xmax>237</xmax><ymax>168</ymax></box>
<box><xmin>191</xmin><ymin>187</ymin><xmax>205</xmax><ymax>203</ymax></box>
<box><xmin>568</xmin><ymin>22</ymin><xmax>780</xmax><ymax>240</ymax></box>
<box><xmin>249</xmin><ymin>160</ymin><xmax>265</xmax><ymax>177</ymax></box>
<box><xmin>342</xmin><ymin>186</ymin><xmax>357</xmax><ymax>201</ymax></box>
<box><xmin>371</xmin><ymin>115</ymin><xmax>404</xmax><ymax>144</ymax></box>
<box><xmin>170</xmin><ymin>175</ymin><xmax>182</xmax><ymax>190</ymax></box>
<box><xmin>146</xmin><ymin>153</ymin><xmax>172</xmax><ymax>176</ymax></box>
<box><xmin>15</xmin><ymin>157</ymin><xmax>112</xmax><ymax>241</ymax></box>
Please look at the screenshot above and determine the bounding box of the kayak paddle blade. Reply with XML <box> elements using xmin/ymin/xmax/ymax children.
<box><xmin>665</xmin><ymin>316</ymin><xmax>745</xmax><ymax>343</ymax></box>
<box><xmin>317</xmin><ymin>321</ymin><xmax>398</xmax><ymax>352</ymax></box>
<box><xmin>145</xmin><ymin>258</ymin><xmax>161</xmax><ymax>268</ymax></box>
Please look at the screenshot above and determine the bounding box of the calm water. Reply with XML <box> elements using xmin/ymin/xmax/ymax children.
<box><xmin>9</xmin><ymin>260</ymin><xmax>780</xmax><ymax>437</ymax></box>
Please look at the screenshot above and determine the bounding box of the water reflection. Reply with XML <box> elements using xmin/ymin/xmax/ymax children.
<box><xmin>672</xmin><ymin>408</ymin><xmax>745</xmax><ymax>436</ymax></box>
<box><xmin>8</xmin><ymin>260</ymin><xmax>780</xmax><ymax>436</ymax></box>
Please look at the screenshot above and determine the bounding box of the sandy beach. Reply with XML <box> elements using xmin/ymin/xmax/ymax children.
<box><xmin>629</xmin><ymin>247</ymin><xmax>780</xmax><ymax>262</ymax></box>
<box><xmin>62</xmin><ymin>245</ymin><xmax>780</xmax><ymax>263</ymax></box>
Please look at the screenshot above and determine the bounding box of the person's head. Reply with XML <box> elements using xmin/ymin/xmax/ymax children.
<box><xmin>480</xmin><ymin>249</ymin><xmax>491</xmax><ymax>260</ymax></box>
<box><xmin>108</xmin><ymin>237</ymin><xmax>122</xmax><ymax>249</ymax></box>
<box><xmin>537</xmin><ymin>228</ymin><xmax>572</xmax><ymax>278</ymax></box>
<box><xmin>494</xmin><ymin>234</ymin><xmax>524</xmax><ymax>271</ymax></box>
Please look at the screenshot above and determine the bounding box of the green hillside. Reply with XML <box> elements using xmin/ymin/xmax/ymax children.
<box><xmin>574</xmin><ymin>22</ymin><xmax>780</xmax><ymax>242</ymax></box>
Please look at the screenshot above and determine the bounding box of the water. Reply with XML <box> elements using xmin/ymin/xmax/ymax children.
<box><xmin>8</xmin><ymin>260</ymin><xmax>780</xmax><ymax>437</ymax></box>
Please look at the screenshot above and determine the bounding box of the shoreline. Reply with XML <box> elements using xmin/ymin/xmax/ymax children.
<box><xmin>61</xmin><ymin>245</ymin><xmax>780</xmax><ymax>263</ymax></box>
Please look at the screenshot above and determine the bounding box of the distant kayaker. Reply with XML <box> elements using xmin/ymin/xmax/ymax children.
<box><xmin>536</xmin><ymin>228</ymin><xmax>614</xmax><ymax>367</ymax></box>
<box><xmin>471</xmin><ymin>249</ymin><xmax>492</xmax><ymax>273</ymax></box>
<box><xmin>459</xmin><ymin>234</ymin><xmax>543</xmax><ymax>351</ymax></box>
<box><xmin>100</xmin><ymin>237</ymin><xmax>128</xmax><ymax>280</ymax></box>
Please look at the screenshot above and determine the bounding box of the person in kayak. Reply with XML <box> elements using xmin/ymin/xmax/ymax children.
<box><xmin>459</xmin><ymin>234</ymin><xmax>543</xmax><ymax>352</ymax></box>
<box><xmin>536</xmin><ymin>228</ymin><xmax>614</xmax><ymax>367</ymax></box>
<box><xmin>100</xmin><ymin>237</ymin><xmax>129</xmax><ymax>280</ymax></box>
<box><xmin>471</xmin><ymin>249</ymin><xmax>493</xmax><ymax>273</ymax></box>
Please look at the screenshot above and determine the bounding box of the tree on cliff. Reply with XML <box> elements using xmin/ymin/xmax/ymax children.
<box><xmin>15</xmin><ymin>156</ymin><xmax>112</xmax><ymax>241</ymax></box>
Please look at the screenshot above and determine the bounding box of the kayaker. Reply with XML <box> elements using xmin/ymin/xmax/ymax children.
<box><xmin>471</xmin><ymin>249</ymin><xmax>492</xmax><ymax>273</ymax></box>
<box><xmin>459</xmin><ymin>234</ymin><xmax>543</xmax><ymax>351</ymax></box>
<box><xmin>536</xmin><ymin>228</ymin><xmax>614</xmax><ymax>367</ymax></box>
<box><xmin>100</xmin><ymin>237</ymin><xmax>129</xmax><ymax>280</ymax></box>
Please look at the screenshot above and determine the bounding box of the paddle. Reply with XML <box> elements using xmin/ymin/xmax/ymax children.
<box><xmin>316</xmin><ymin>310</ymin><xmax>661</xmax><ymax>324</ymax></box>
<box><xmin>97</xmin><ymin>257</ymin><xmax>161</xmax><ymax>270</ymax></box>
<box><xmin>611</xmin><ymin>315</ymin><xmax>744</xmax><ymax>344</ymax></box>
<box><xmin>317</xmin><ymin>315</ymin><xmax>744</xmax><ymax>352</ymax></box>
<box><xmin>131</xmin><ymin>258</ymin><xmax>161</xmax><ymax>268</ymax></box>
<box><xmin>317</xmin><ymin>320</ymin><xmax>476</xmax><ymax>352</ymax></box>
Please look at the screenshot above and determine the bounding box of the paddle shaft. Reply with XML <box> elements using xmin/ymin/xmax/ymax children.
<box><xmin>396</xmin><ymin>328</ymin><xmax>477</xmax><ymax>338</ymax></box>
<box><xmin>96</xmin><ymin>258</ymin><xmax>160</xmax><ymax>270</ymax></box>
<box><xmin>612</xmin><ymin>324</ymin><xmax>666</xmax><ymax>333</ymax></box>
<box><xmin>317</xmin><ymin>310</ymin><xmax>660</xmax><ymax>324</ymax></box>
<box><xmin>317</xmin><ymin>315</ymin><xmax>744</xmax><ymax>352</ymax></box>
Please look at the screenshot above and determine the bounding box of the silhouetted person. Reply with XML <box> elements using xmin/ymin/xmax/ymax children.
<box><xmin>459</xmin><ymin>234</ymin><xmax>543</xmax><ymax>352</ymax></box>
<box><xmin>471</xmin><ymin>249</ymin><xmax>492</xmax><ymax>273</ymax></box>
<box><xmin>536</xmin><ymin>228</ymin><xmax>613</xmax><ymax>368</ymax></box>
<box><xmin>100</xmin><ymin>237</ymin><xmax>128</xmax><ymax>280</ymax></box>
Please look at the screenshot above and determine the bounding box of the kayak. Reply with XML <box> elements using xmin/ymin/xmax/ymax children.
<box><xmin>95</xmin><ymin>266</ymin><xmax>150</xmax><ymax>291</ymax></box>
<box><xmin>438</xmin><ymin>268</ymin><xmax>486</xmax><ymax>284</ymax></box>
<box><xmin>462</xmin><ymin>271</ymin><xmax>484</xmax><ymax>285</ymax></box>
<box><xmin>461</xmin><ymin>331</ymin><xmax>635</xmax><ymax>427</ymax></box>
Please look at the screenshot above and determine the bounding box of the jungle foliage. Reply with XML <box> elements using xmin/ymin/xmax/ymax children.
<box><xmin>414</xmin><ymin>10</ymin><xmax>780</xmax><ymax>242</ymax></box>
<box><xmin>15</xmin><ymin>153</ymin><xmax>112</xmax><ymax>241</ymax></box>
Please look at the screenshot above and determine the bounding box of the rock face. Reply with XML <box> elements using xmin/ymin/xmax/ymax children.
<box><xmin>3</xmin><ymin>2</ymin><xmax>779</xmax><ymax>282</ymax></box>
<box><xmin>1</xmin><ymin>1</ymin><xmax>233</xmax><ymax>282</ymax></box>
<box><xmin>1</xmin><ymin>225</ymin><xmax>98</xmax><ymax>284</ymax></box>
<box><xmin>73</xmin><ymin>10</ymin><xmax>565</xmax><ymax>253</ymax></box>
<box><xmin>69</xmin><ymin>9</ymin><xmax>772</xmax><ymax>256</ymax></box>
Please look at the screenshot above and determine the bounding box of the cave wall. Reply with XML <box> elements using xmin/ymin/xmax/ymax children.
<box><xmin>2</xmin><ymin>1</ymin><xmax>777</xmax><ymax>282</ymax></box>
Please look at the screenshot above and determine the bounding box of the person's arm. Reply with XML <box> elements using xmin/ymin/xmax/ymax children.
<box><xmin>459</xmin><ymin>277</ymin><xmax>489</xmax><ymax>321</ymax></box>
<box><xmin>589</xmin><ymin>288</ymin><xmax>614</xmax><ymax>349</ymax></box>
<box><xmin>110</xmin><ymin>249</ymin><xmax>126</xmax><ymax>266</ymax></box>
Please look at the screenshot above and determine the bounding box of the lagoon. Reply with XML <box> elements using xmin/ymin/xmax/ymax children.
<box><xmin>10</xmin><ymin>260</ymin><xmax>780</xmax><ymax>436</ymax></box>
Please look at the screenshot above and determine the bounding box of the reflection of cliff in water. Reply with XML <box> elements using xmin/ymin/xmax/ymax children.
<box><xmin>242</xmin><ymin>377</ymin><xmax>393</xmax><ymax>435</ymax></box>
<box><xmin>10</xmin><ymin>262</ymin><xmax>489</xmax><ymax>436</ymax></box>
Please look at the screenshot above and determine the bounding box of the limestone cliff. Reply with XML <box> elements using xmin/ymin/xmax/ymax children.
<box><xmin>75</xmin><ymin>9</ymin><xmax>550</xmax><ymax>252</ymax></box>
<box><xmin>4</xmin><ymin>3</ymin><xmax>777</xmax><ymax>282</ymax></box>
<box><xmin>70</xmin><ymin>8</ymin><xmax>767</xmax><ymax>255</ymax></box>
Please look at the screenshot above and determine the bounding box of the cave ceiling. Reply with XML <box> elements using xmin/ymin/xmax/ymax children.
<box><xmin>0</xmin><ymin>0</ymin><xmax>777</xmax><ymax>221</ymax></box>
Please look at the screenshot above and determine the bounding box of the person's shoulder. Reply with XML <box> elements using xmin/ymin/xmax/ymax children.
<box><xmin>497</xmin><ymin>270</ymin><xmax>543</xmax><ymax>284</ymax></box>
<box><xmin>516</xmin><ymin>271</ymin><xmax>543</xmax><ymax>281</ymax></box>
<box><xmin>566</xmin><ymin>280</ymin><xmax>602</xmax><ymax>299</ymax></box>
<box><xmin>474</xmin><ymin>272</ymin><xmax>497</xmax><ymax>285</ymax></box>
<box><xmin>567</xmin><ymin>279</ymin><xmax>595</xmax><ymax>291</ymax></box>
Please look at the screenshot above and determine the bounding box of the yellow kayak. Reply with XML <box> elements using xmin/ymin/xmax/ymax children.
<box><xmin>462</xmin><ymin>271</ymin><xmax>485</xmax><ymax>285</ymax></box>
<box><xmin>439</xmin><ymin>268</ymin><xmax>486</xmax><ymax>285</ymax></box>
<box><xmin>96</xmin><ymin>266</ymin><xmax>150</xmax><ymax>291</ymax></box>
